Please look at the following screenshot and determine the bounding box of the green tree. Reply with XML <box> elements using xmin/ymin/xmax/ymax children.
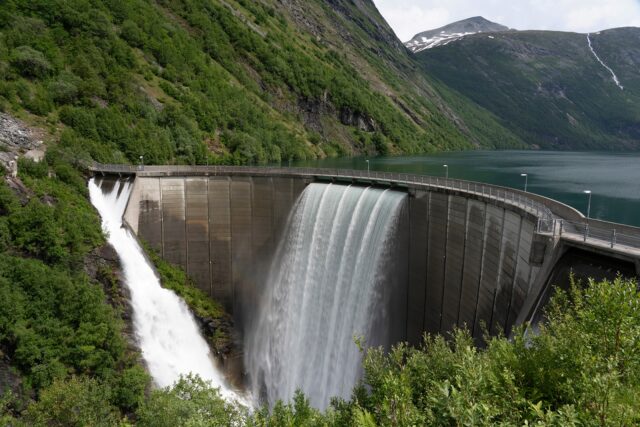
<box><xmin>10</xmin><ymin>46</ymin><xmax>52</xmax><ymax>78</ymax></box>
<box><xmin>23</xmin><ymin>376</ymin><xmax>120</xmax><ymax>427</ymax></box>
<box><xmin>137</xmin><ymin>374</ymin><xmax>247</xmax><ymax>427</ymax></box>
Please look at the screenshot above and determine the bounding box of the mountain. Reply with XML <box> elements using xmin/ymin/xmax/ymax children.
<box><xmin>406</xmin><ymin>16</ymin><xmax>510</xmax><ymax>53</ymax></box>
<box><xmin>0</xmin><ymin>0</ymin><xmax>527</xmax><ymax>170</ymax></box>
<box><xmin>414</xmin><ymin>27</ymin><xmax>640</xmax><ymax>149</ymax></box>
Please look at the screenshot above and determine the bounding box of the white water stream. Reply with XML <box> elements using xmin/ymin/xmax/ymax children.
<box><xmin>244</xmin><ymin>183</ymin><xmax>407</xmax><ymax>409</ymax></box>
<box><xmin>89</xmin><ymin>178</ymin><xmax>244</xmax><ymax>402</ymax></box>
<box><xmin>587</xmin><ymin>33</ymin><xmax>624</xmax><ymax>90</ymax></box>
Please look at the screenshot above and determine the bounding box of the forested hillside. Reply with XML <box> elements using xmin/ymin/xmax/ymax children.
<box><xmin>0</xmin><ymin>0</ymin><xmax>525</xmax><ymax>169</ymax></box>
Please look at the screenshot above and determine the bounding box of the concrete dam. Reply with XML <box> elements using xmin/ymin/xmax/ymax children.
<box><xmin>94</xmin><ymin>164</ymin><xmax>640</xmax><ymax>407</ymax></box>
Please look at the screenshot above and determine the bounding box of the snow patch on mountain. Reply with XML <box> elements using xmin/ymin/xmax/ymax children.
<box><xmin>405</xmin><ymin>16</ymin><xmax>510</xmax><ymax>53</ymax></box>
<box><xmin>406</xmin><ymin>31</ymin><xmax>477</xmax><ymax>52</ymax></box>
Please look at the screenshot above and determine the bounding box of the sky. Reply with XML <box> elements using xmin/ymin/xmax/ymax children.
<box><xmin>372</xmin><ymin>0</ymin><xmax>640</xmax><ymax>41</ymax></box>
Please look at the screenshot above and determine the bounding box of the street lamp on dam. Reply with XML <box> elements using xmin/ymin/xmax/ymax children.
<box><xmin>366</xmin><ymin>159</ymin><xmax>370</xmax><ymax>173</ymax></box>
<box><xmin>521</xmin><ymin>173</ymin><xmax>528</xmax><ymax>192</ymax></box>
<box><xmin>584</xmin><ymin>190</ymin><xmax>592</xmax><ymax>219</ymax></box>
<box><xmin>443</xmin><ymin>164</ymin><xmax>448</xmax><ymax>179</ymax></box>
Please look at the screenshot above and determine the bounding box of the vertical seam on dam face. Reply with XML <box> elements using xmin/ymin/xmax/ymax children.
<box><xmin>441</xmin><ymin>195</ymin><xmax>467</xmax><ymax>333</ymax></box>
<box><xmin>456</xmin><ymin>197</ymin><xmax>471</xmax><ymax>328</ymax></box>
<box><xmin>159</xmin><ymin>178</ymin><xmax>164</xmax><ymax>258</ymax></box>
<box><xmin>405</xmin><ymin>198</ymin><xmax>412</xmax><ymax>342</ymax></box>
<box><xmin>472</xmin><ymin>202</ymin><xmax>489</xmax><ymax>337</ymax></box>
<box><xmin>406</xmin><ymin>190</ymin><xmax>430</xmax><ymax>345</ymax></box>
<box><xmin>459</xmin><ymin>199</ymin><xmax>485</xmax><ymax>332</ymax></box>
<box><xmin>489</xmin><ymin>209</ymin><xmax>507</xmax><ymax>336</ymax></box>
<box><xmin>184</xmin><ymin>178</ymin><xmax>189</xmax><ymax>277</ymax></box>
<box><xmin>425</xmin><ymin>192</ymin><xmax>448</xmax><ymax>333</ymax></box>
<box><xmin>441</xmin><ymin>195</ymin><xmax>450</xmax><ymax>332</ymax></box>
<box><xmin>505</xmin><ymin>216</ymin><xmax>524</xmax><ymax>334</ymax></box>
<box><xmin>438</xmin><ymin>194</ymin><xmax>450</xmax><ymax>333</ymax></box>
<box><xmin>421</xmin><ymin>191</ymin><xmax>431</xmax><ymax>335</ymax></box>
<box><xmin>207</xmin><ymin>178</ymin><xmax>212</xmax><ymax>296</ymax></box>
<box><xmin>249</xmin><ymin>177</ymin><xmax>255</xmax><ymax>320</ymax></box>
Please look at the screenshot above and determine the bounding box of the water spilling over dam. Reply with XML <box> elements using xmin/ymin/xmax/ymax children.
<box><xmin>244</xmin><ymin>183</ymin><xmax>407</xmax><ymax>408</ymax></box>
<box><xmin>89</xmin><ymin>178</ymin><xmax>243</xmax><ymax>401</ymax></box>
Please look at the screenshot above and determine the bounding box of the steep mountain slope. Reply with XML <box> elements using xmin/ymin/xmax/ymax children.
<box><xmin>415</xmin><ymin>27</ymin><xmax>640</xmax><ymax>150</ymax></box>
<box><xmin>406</xmin><ymin>16</ymin><xmax>510</xmax><ymax>52</ymax></box>
<box><xmin>0</xmin><ymin>0</ymin><xmax>525</xmax><ymax>167</ymax></box>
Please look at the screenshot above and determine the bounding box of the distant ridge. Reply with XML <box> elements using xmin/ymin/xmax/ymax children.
<box><xmin>405</xmin><ymin>16</ymin><xmax>510</xmax><ymax>52</ymax></box>
<box><xmin>413</xmin><ymin>26</ymin><xmax>640</xmax><ymax>150</ymax></box>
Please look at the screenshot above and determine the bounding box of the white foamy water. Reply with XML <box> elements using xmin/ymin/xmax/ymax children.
<box><xmin>244</xmin><ymin>183</ymin><xmax>406</xmax><ymax>409</ymax></box>
<box><xmin>88</xmin><ymin>178</ymin><xmax>245</xmax><ymax>402</ymax></box>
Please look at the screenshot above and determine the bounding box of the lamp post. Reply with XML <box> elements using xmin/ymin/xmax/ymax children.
<box><xmin>366</xmin><ymin>159</ymin><xmax>370</xmax><ymax>173</ymax></box>
<box><xmin>521</xmin><ymin>173</ymin><xmax>528</xmax><ymax>192</ymax></box>
<box><xmin>139</xmin><ymin>155</ymin><xmax>144</xmax><ymax>170</ymax></box>
<box><xmin>584</xmin><ymin>190</ymin><xmax>592</xmax><ymax>219</ymax></box>
<box><xmin>443</xmin><ymin>164</ymin><xmax>448</xmax><ymax>179</ymax></box>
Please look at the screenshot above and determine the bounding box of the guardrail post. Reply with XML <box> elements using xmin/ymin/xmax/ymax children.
<box><xmin>584</xmin><ymin>224</ymin><xmax>589</xmax><ymax>242</ymax></box>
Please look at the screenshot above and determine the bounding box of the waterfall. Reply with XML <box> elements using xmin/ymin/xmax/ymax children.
<box><xmin>244</xmin><ymin>183</ymin><xmax>407</xmax><ymax>409</ymax></box>
<box><xmin>88</xmin><ymin>178</ymin><xmax>244</xmax><ymax>402</ymax></box>
<box><xmin>587</xmin><ymin>33</ymin><xmax>624</xmax><ymax>90</ymax></box>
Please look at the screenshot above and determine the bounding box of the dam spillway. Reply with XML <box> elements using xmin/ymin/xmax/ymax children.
<box><xmin>245</xmin><ymin>183</ymin><xmax>407</xmax><ymax>408</ymax></box>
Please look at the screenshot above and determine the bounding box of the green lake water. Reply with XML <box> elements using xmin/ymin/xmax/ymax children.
<box><xmin>288</xmin><ymin>151</ymin><xmax>640</xmax><ymax>227</ymax></box>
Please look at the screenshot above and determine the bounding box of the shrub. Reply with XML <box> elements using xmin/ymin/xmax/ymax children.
<box><xmin>137</xmin><ymin>375</ymin><xmax>246</xmax><ymax>426</ymax></box>
<box><xmin>0</xmin><ymin>217</ymin><xmax>10</xmax><ymax>252</ymax></box>
<box><xmin>120</xmin><ymin>20</ymin><xmax>145</xmax><ymax>48</ymax></box>
<box><xmin>111</xmin><ymin>365</ymin><xmax>149</xmax><ymax>412</ymax></box>
<box><xmin>48</xmin><ymin>73</ymin><xmax>80</xmax><ymax>105</ymax></box>
<box><xmin>8</xmin><ymin>199</ymin><xmax>65</xmax><ymax>263</ymax></box>
<box><xmin>10</xmin><ymin>46</ymin><xmax>52</xmax><ymax>79</ymax></box>
<box><xmin>59</xmin><ymin>106</ymin><xmax>98</xmax><ymax>139</ymax></box>
<box><xmin>24</xmin><ymin>376</ymin><xmax>120</xmax><ymax>426</ymax></box>
<box><xmin>18</xmin><ymin>157</ymin><xmax>48</xmax><ymax>179</ymax></box>
<box><xmin>22</xmin><ymin>84</ymin><xmax>53</xmax><ymax>115</ymax></box>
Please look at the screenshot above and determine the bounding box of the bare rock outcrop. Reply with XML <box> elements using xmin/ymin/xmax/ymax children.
<box><xmin>0</xmin><ymin>113</ymin><xmax>46</xmax><ymax>175</ymax></box>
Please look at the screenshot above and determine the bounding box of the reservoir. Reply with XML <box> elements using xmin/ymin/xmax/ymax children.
<box><xmin>290</xmin><ymin>151</ymin><xmax>640</xmax><ymax>227</ymax></box>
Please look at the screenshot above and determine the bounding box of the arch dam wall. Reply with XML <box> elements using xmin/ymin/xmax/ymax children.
<box><xmin>100</xmin><ymin>166</ymin><xmax>640</xmax><ymax>344</ymax></box>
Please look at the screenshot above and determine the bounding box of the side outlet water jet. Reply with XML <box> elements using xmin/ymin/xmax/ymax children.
<box><xmin>89</xmin><ymin>177</ymin><xmax>246</xmax><ymax>403</ymax></box>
